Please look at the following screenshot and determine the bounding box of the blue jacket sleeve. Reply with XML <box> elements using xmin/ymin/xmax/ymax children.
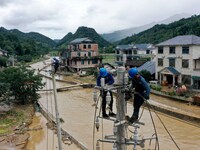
<box><xmin>107</xmin><ymin>73</ymin><xmax>114</xmax><ymax>85</ymax></box>
<box><xmin>140</xmin><ymin>76</ymin><xmax>150</xmax><ymax>96</ymax></box>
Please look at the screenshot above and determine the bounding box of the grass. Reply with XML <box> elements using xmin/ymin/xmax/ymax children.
<box><xmin>0</xmin><ymin>106</ymin><xmax>29</xmax><ymax>135</ymax></box>
<box><xmin>100</xmin><ymin>53</ymin><xmax>115</xmax><ymax>64</ymax></box>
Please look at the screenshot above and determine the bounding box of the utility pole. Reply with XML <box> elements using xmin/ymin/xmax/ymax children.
<box><xmin>52</xmin><ymin>72</ymin><xmax>63</xmax><ymax>150</ymax></box>
<box><xmin>116</xmin><ymin>67</ymin><xmax>126</xmax><ymax>150</ymax></box>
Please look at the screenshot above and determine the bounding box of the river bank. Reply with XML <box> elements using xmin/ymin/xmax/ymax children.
<box><xmin>0</xmin><ymin>104</ymin><xmax>35</xmax><ymax>149</ymax></box>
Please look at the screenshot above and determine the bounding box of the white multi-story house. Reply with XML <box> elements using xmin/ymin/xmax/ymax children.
<box><xmin>115</xmin><ymin>44</ymin><xmax>155</xmax><ymax>66</ymax></box>
<box><xmin>155</xmin><ymin>35</ymin><xmax>200</xmax><ymax>90</ymax></box>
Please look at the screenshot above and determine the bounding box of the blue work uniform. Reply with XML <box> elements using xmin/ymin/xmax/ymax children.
<box><xmin>97</xmin><ymin>72</ymin><xmax>114</xmax><ymax>116</ymax></box>
<box><xmin>132</xmin><ymin>75</ymin><xmax>150</xmax><ymax>118</ymax></box>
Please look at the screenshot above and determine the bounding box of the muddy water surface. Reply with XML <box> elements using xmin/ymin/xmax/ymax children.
<box><xmin>39</xmin><ymin>88</ymin><xmax>200</xmax><ymax>150</ymax></box>
<box><xmin>31</xmin><ymin>61</ymin><xmax>200</xmax><ymax>150</ymax></box>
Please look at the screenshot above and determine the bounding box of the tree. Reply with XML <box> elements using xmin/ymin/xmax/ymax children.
<box><xmin>0</xmin><ymin>66</ymin><xmax>44</xmax><ymax>104</ymax></box>
<box><xmin>0</xmin><ymin>56</ymin><xmax>7</xmax><ymax>67</ymax></box>
<box><xmin>139</xmin><ymin>70</ymin><xmax>151</xmax><ymax>82</ymax></box>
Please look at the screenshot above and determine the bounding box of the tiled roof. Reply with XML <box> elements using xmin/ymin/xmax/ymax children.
<box><xmin>126</xmin><ymin>59</ymin><xmax>147</xmax><ymax>67</ymax></box>
<box><xmin>138</xmin><ymin>61</ymin><xmax>155</xmax><ymax>75</ymax></box>
<box><xmin>159</xmin><ymin>67</ymin><xmax>180</xmax><ymax>75</ymax></box>
<box><xmin>70</xmin><ymin>37</ymin><xmax>93</xmax><ymax>44</ymax></box>
<box><xmin>116</xmin><ymin>45</ymin><xmax>135</xmax><ymax>50</ymax></box>
<box><xmin>157</xmin><ymin>35</ymin><xmax>200</xmax><ymax>46</ymax></box>
<box><xmin>135</xmin><ymin>44</ymin><xmax>151</xmax><ymax>50</ymax></box>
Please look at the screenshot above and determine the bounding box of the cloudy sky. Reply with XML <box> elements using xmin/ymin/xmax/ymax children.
<box><xmin>0</xmin><ymin>0</ymin><xmax>199</xmax><ymax>39</ymax></box>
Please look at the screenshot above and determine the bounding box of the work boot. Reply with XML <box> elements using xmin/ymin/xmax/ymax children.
<box><xmin>102</xmin><ymin>114</ymin><xmax>109</xmax><ymax>118</ymax></box>
<box><xmin>109</xmin><ymin>112</ymin><xmax>116</xmax><ymax>117</ymax></box>
<box><xmin>129</xmin><ymin>115</ymin><xmax>138</xmax><ymax>124</ymax></box>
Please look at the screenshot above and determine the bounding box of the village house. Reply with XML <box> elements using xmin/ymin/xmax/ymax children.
<box><xmin>155</xmin><ymin>35</ymin><xmax>200</xmax><ymax>90</ymax></box>
<box><xmin>60</xmin><ymin>37</ymin><xmax>102</xmax><ymax>72</ymax></box>
<box><xmin>115</xmin><ymin>44</ymin><xmax>155</xmax><ymax>66</ymax></box>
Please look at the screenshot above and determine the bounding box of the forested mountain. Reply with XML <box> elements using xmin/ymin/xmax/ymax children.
<box><xmin>58</xmin><ymin>26</ymin><xmax>111</xmax><ymax>48</ymax></box>
<box><xmin>102</xmin><ymin>13</ymin><xmax>191</xmax><ymax>43</ymax></box>
<box><xmin>0</xmin><ymin>27</ymin><xmax>56</xmax><ymax>56</ymax></box>
<box><xmin>118</xmin><ymin>15</ymin><xmax>200</xmax><ymax>45</ymax></box>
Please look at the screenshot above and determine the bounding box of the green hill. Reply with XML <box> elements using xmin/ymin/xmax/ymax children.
<box><xmin>57</xmin><ymin>26</ymin><xmax>111</xmax><ymax>48</ymax></box>
<box><xmin>0</xmin><ymin>27</ymin><xmax>56</xmax><ymax>56</ymax></box>
<box><xmin>118</xmin><ymin>15</ymin><xmax>200</xmax><ymax>45</ymax></box>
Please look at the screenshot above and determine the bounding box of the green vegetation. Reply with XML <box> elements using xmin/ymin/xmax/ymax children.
<box><xmin>0</xmin><ymin>56</ymin><xmax>8</xmax><ymax>67</ymax></box>
<box><xmin>139</xmin><ymin>70</ymin><xmax>152</xmax><ymax>82</ymax></box>
<box><xmin>118</xmin><ymin>15</ymin><xmax>200</xmax><ymax>45</ymax></box>
<box><xmin>0</xmin><ymin>66</ymin><xmax>44</xmax><ymax>104</ymax></box>
<box><xmin>0</xmin><ymin>110</ymin><xmax>25</xmax><ymax>134</ymax></box>
<box><xmin>0</xmin><ymin>27</ymin><xmax>55</xmax><ymax>61</ymax></box>
<box><xmin>101</xmin><ymin>54</ymin><xmax>115</xmax><ymax>64</ymax></box>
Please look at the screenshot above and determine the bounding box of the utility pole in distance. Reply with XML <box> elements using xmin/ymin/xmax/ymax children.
<box><xmin>52</xmin><ymin>68</ymin><xmax>63</xmax><ymax>150</ymax></box>
<box><xmin>116</xmin><ymin>67</ymin><xmax>126</xmax><ymax>150</ymax></box>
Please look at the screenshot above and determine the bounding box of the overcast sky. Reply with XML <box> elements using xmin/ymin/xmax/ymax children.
<box><xmin>0</xmin><ymin>0</ymin><xmax>199</xmax><ymax>39</ymax></box>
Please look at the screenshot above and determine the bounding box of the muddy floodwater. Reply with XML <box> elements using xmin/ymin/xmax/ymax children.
<box><xmin>38</xmin><ymin>87</ymin><xmax>200</xmax><ymax>150</ymax></box>
<box><xmin>30</xmin><ymin>61</ymin><xmax>200</xmax><ymax>150</ymax></box>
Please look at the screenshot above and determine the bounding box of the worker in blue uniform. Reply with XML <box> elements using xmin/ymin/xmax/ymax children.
<box><xmin>97</xmin><ymin>68</ymin><xmax>116</xmax><ymax>118</ymax></box>
<box><xmin>127</xmin><ymin>67</ymin><xmax>150</xmax><ymax>123</ymax></box>
<box><xmin>53</xmin><ymin>58</ymin><xmax>59</xmax><ymax>73</ymax></box>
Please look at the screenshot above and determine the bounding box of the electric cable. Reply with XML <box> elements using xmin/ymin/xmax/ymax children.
<box><xmin>146</xmin><ymin>101</ymin><xmax>160</xmax><ymax>150</ymax></box>
<box><xmin>146</xmin><ymin>100</ymin><xmax>181</xmax><ymax>150</ymax></box>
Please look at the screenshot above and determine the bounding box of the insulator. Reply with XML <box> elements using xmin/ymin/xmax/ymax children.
<box><xmin>95</xmin><ymin>117</ymin><xmax>100</xmax><ymax>131</ymax></box>
<box><xmin>101</xmin><ymin>78</ymin><xmax>105</xmax><ymax>87</ymax></box>
<box><xmin>112</xmin><ymin>143</ymin><xmax>117</xmax><ymax>150</ymax></box>
<box><xmin>96</xmin><ymin>141</ymin><xmax>100</xmax><ymax>150</ymax></box>
<box><xmin>113</xmin><ymin>124</ymin><xmax>117</xmax><ymax>135</ymax></box>
<box><xmin>124</xmin><ymin>73</ymin><xmax>128</xmax><ymax>84</ymax></box>
<box><xmin>133</xmin><ymin>128</ymin><xmax>138</xmax><ymax>142</ymax></box>
<box><xmin>106</xmin><ymin>91</ymin><xmax>111</xmax><ymax>105</ymax></box>
<box><xmin>93</xmin><ymin>90</ymin><xmax>98</xmax><ymax>103</ymax></box>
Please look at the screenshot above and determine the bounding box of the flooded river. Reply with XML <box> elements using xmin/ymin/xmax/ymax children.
<box><xmin>29</xmin><ymin>61</ymin><xmax>200</xmax><ymax>150</ymax></box>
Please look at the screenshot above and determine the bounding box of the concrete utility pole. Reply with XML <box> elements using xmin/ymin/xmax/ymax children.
<box><xmin>116</xmin><ymin>67</ymin><xmax>126</xmax><ymax>150</ymax></box>
<box><xmin>52</xmin><ymin>73</ymin><xmax>63</xmax><ymax>150</ymax></box>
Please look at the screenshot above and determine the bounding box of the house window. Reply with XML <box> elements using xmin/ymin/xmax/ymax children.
<box><xmin>146</xmin><ymin>49</ymin><xmax>150</xmax><ymax>54</ymax></box>
<box><xmin>81</xmin><ymin>60</ymin><xmax>84</xmax><ymax>65</ymax></box>
<box><xmin>169</xmin><ymin>58</ymin><xmax>175</xmax><ymax>67</ymax></box>
<box><xmin>78</xmin><ymin>52</ymin><xmax>80</xmax><ymax>56</ymax></box>
<box><xmin>182</xmin><ymin>75</ymin><xmax>191</xmax><ymax>85</ymax></box>
<box><xmin>88</xmin><ymin>51</ymin><xmax>91</xmax><ymax>57</ymax></box>
<box><xmin>158</xmin><ymin>58</ymin><xmax>163</xmax><ymax>66</ymax></box>
<box><xmin>75</xmin><ymin>61</ymin><xmax>77</xmax><ymax>65</ymax></box>
<box><xmin>158</xmin><ymin>47</ymin><xmax>163</xmax><ymax>54</ymax></box>
<box><xmin>92</xmin><ymin>59</ymin><xmax>98</xmax><ymax>64</ymax></box>
<box><xmin>182</xmin><ymin>46</ymin><xmax>189</xmax><ymax>54</ymax></box>
<box><xmin>83</xmin><ymin>45</ymin><xmax>86</xmax><ymax>49</ymax></box>
<box><xmin>182</xmin><ymin>59</ymin><xmax>189</xmax><ymax>68</ymax></box>
<box><xmin>116</xmin><ymin>50</ymin><xmax>120</xmax><ymax>54</ymax></box>
<box><xmin>88</xmin><ymin>60</ymin><xmax>90</xmax><ymax>64</ymax></box>
<box><xmin>169</xmin><ymin>47</ymin><xmax>175</xmax><ymax>54</ymax></box>
<box><xmin>88</xmin><ymin>45</ymin><xmax>91</xmax><ymax>49</ymax></box>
